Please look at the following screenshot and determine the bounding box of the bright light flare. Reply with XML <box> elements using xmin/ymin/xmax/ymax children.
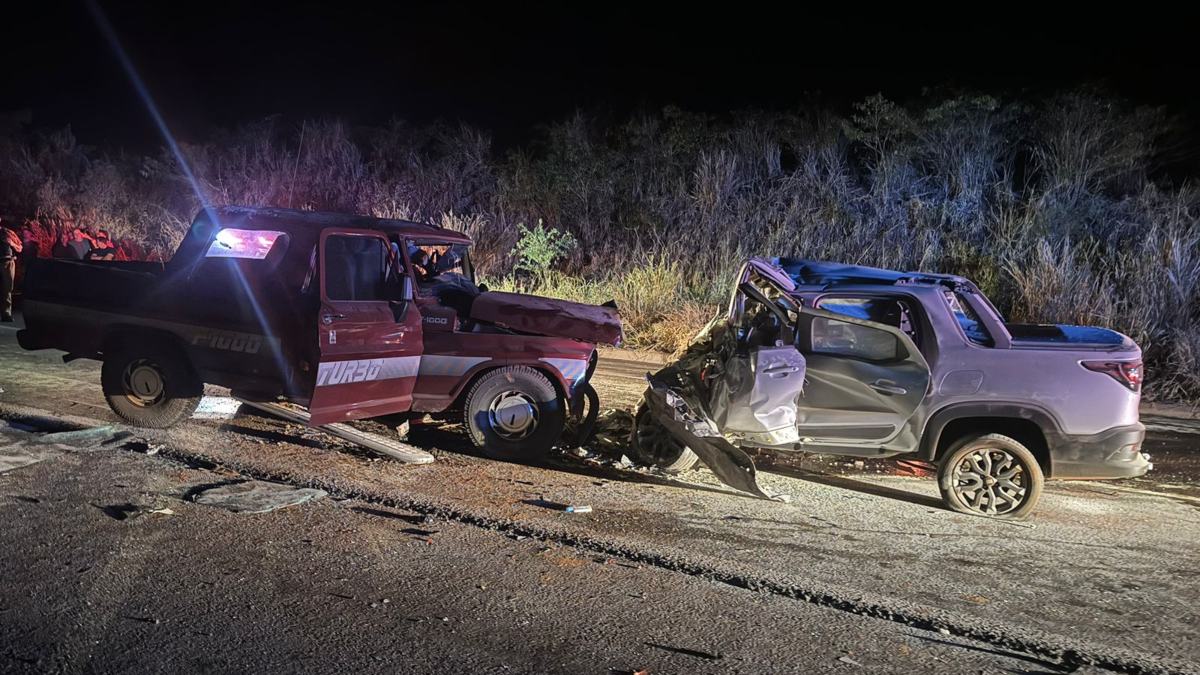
<box><xmin>87</xmin><ymin>1</ymin><xmax>292</xmax><ymax>386</ymax></box>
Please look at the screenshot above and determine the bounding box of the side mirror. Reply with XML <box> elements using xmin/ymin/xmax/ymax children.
<box><xmin>400</xmin><ymin>275</ymin><xmax>414</xmax><ymax>302</ymax></box>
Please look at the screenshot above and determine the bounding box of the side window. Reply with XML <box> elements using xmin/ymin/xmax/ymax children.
<box><xmin>324</xmin><ymin>235</ymin><xmax>389</xmax><ymax>301</ymax></box>
<box><xmin>810</xmin><ymin>316</ymin><xmax>901</xmax><ymax>361</ymax></box>
<box><xmin>943</xmin><ymin>291</ymin><xmax>994</xmax><ymax>346</ymax></box>
<box><xmin>816</xmin><ymin>296</ymin><xmax>919</xmax><ymax>345</ymax></box>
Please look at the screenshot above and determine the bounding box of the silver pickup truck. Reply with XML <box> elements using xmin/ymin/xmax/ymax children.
<box><xmin>632</xmin><ymin>258</ymin><xmax>1149</xmax><ymax>519</ymax></box>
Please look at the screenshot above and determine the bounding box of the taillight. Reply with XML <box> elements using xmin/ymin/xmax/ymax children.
<box><xmin>1082</xmin><ymin>360</ymin><xmax>1143</xmax><ymax>392</ymax></box>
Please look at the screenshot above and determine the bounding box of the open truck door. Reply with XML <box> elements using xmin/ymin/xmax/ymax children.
<box><xmin>790</xmin><ymin>310</ymin><xmax>929</xmax><ymax>451</ymax></box>
<box><xmin>308</xmin><ymin>228</ymin><xmax>423</xmax><ymax>425</ymax></box>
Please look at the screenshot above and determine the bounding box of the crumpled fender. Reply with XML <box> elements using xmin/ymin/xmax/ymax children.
<box><xmin>470</xmin><ymin>291</ymin><xmax>622</xmax><ymax>345</ymax></box>
<box><xmin>644</xmin><ymin>373</ymin><xmax>784</xmax><ymax>501</ymax></box>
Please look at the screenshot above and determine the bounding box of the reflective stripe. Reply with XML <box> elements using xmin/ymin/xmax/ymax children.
<box><xmin>417</xmin><ymin>354</ymin><xmax>490</xmax><ymax>377</ymax></box>
<box><xmin>541</xmin><ymin>357</ymin><xmax>588</xmax><ymax>385</ymax></box>
<box><xmin>316</xmin><ymin>355</ymin><xmax>419</xmax><ymax>386</ymax></box>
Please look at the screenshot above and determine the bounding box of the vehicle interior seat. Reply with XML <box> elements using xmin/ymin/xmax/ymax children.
<box><xmin>325</xmin><ymin>236</ymin><xmax>386</xmax><ymax>301</ymax></box>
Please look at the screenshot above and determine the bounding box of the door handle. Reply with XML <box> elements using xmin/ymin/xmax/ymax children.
<box><xmin>869</xmin><ymin>380</ymin><xmax>907</xmax><ymax>396</ymax></box>
<box><xmin>322</xmin><ymin>313</ymin><xmax>346</xmax><ymax>325</ymax></box>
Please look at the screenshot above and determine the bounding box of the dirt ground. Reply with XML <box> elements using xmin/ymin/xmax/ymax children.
<box><xmin>2</xmin><ymin>318</ymin><xmax>1199</xmax><ymax>674</ymax></box>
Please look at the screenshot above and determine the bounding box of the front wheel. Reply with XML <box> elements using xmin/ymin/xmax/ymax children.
<box><xmin>101</xmin><ymin>341</ymin><xmax>203</xmax><ymax>428</ymax></box>
<box><xmin>629</xmin><ymin>403</ymin><xmax>699</xmax><ymax>474</ymax></box>
<box><xmin>937</xmin><ymin>433</ymin><xmax>1044</xmax><ymax>519</ymax></box>
<box><xmin>463</xmin><ymin>366</ymin><xmax>565</xmax><ymax>462</ymax></box>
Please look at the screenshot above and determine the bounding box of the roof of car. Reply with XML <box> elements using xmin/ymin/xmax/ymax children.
<box><xmin>195</xmin><ymin>205</ymin><xmax>474</xmax><ymax>244</ymax></box>
<box><xmin>772</xmin><ymin>257</ymin><xmax>971</xmax><ymax>290</ymax></box>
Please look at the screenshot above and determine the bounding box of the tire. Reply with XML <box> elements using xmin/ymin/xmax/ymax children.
<box><xmin>629</xmin><ymin>403</ymin><xmax>700</xmax><ymax>474</ymax></box>
<box><xmin>101</xmin><ymin>340</ymin><xmax>203</xmax><ymax>428</ymax></box>
<box><xmin>937</xmin><ymin>433</ymin><xmax>1044</xmax><ymax>519</ymax></box>
<box><xmin>463</xmin><ymin>366</ymin><xmax>565</xmax><ymax>462</ymax></box>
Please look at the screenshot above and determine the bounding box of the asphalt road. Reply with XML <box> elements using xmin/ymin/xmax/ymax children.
<box><xmin>1</xmin><ymin>433</ymin><xmax>1088</xmax><ymax>675</ymax></box>
<box><xmin>2</xmin><ymin>318</ymin><xmax>1199</xmax><ymax>674</ymax></box>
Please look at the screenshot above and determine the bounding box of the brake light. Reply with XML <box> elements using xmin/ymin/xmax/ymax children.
<box><xmin>1082</xmin><ymin>360</ymin><xmax>1142</xmax><ymax>392</ymax></box>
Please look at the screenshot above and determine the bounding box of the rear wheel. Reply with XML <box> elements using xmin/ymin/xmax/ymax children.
<box><xmin>629</xmin><ymin>403</ymin><xmax>699</xmax><ymax>474</ymax></box>
<box><xmin>937</xmin><ymin>433</ymin><xmax>1044</xmax><ymax>519</ymax></box>
<box><xmin>463</xmin><ymin>366</ymin><xmax>565</xmax><ymax>462</ymax></box>
<box><xmin>101</xmin><ymin>341</ymin><xmax>202</xmax><ymax>428</ymax></box>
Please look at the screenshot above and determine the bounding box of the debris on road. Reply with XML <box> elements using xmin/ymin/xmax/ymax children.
<box><xmin>237</xmin><ymin>399</ymin><xmax>435</xmax><ymax>465</ymax></box>
<box><xmin>526</xmin><ymin>497</ymin><xmax>594</xmax><ymax>513</ymax></box>
<box><xmin>0</xmin><ymin>443</ymin><xmax>54</xmax><ymax>472</ymax></box>
<box><xmin>1</xmin><ymin>423</ymin><xmax>134</xmax><ymax>474</ymax></box>
<box><xmin>191</xmin><ymin>480</ymin><xmax>327</xmax><ymax>513</ymax></box>
<box><xmin>192</xmin><ymin>396</ymin><xmax>244</xmax><ymax>420</ymax></box>
<box><xmin>96</xmin><ymin>503</ymin><xmax>142</xmax><ymax>521</ymax></box>
<box><xmin>837</xmin><ymin>655</ymin><xmax>862</xmax><ymax>666</ymax></box>
<box><xmin>40</xmin><ymin>425</ymin><xmax>132</xmax><ymax>448</ymax></box>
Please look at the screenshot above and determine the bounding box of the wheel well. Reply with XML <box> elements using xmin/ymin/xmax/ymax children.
<box><xmin>450</xmin><ymin>364</ymin><xmax>567</xmax><ymax>412</ymax></box>
<box><xmin>934</xmin><ymin>417</ymin><xmax>1051</xmax><ymax>475</ymax></box>
<box><xmin>101</xmin><ymin>327</ymin><xmax>190</xmax><ymax>363</ymax></box>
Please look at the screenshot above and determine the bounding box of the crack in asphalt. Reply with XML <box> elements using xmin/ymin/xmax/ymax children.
<box><xmin>1</xmin><ymin>405</ymin><xmax>1194</xmax><ymax>675</ymax></box>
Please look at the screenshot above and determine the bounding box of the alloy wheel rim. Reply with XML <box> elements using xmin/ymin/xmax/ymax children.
<box><xmin>951</xmin><ymin>448</ymin><xmax>1028</xmax><ymax>515</ymax></box>
<box><xmin>635</xmin><ymin>411</ymin><xmax>684</xmax><ymax>464</ymax></box>
<box><xmin>488</xmin><ymin>390</ymin><xmax>539</xmax><ymax>440</ymax></box>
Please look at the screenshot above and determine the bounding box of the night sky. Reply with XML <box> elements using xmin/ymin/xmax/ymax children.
<box><xmin>3</xmin><ymin>2</ymin><xmax>1198</xmax><ymax>152</ymax></box>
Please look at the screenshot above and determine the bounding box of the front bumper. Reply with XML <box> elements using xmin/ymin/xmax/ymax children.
<box><xmin>1049</xmin><ymin>423</ymin><xmax>1151</xmax><ymax>479</ymax></box>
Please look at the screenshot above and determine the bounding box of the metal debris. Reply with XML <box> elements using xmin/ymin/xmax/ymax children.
<box><xmin>192</xmin><ymin>396</ymin><xmax>244</xmax><ymax>420</ymax></box>
<box><xmin>237</xmin><ymin>399</ymin><xmax>434</xmax><ymax>464</ymax></box>
<box><xmin>191</xmin><ymin>480</ymin><xmax>327</xmax><ymax>513</ymax></box>
<box><xmin>40</xmin><ymin>425</ymin><xmax>130</xmax><ymax>448</ymax></box>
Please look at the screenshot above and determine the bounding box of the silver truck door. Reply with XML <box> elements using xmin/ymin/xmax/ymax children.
<box><xmin>792</xmin><ymin>308</ymin><xmax>930</xmax><ymax>449</ymax></box>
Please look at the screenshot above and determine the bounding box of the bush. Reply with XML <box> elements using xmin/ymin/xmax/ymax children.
<box><xmin>510</xmin><ymin>220</ymin><xmax>576</xmax><ymax>278</ymax></box>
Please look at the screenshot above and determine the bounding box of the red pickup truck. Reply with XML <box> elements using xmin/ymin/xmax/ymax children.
<box><xmin>17</xmin><ymin>206</ymin><xmax>621</xmax><ymax>460</ymax></box>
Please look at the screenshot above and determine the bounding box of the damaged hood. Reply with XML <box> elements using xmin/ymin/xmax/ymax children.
<box><xmin>470</xmin><ymin>291</ymin><xmax>622</xmax><ymax>345</ymax></box>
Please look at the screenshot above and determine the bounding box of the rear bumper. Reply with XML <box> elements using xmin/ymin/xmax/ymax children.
<box><xmin>1049</xmin><ymin>423</ymin><xmax>1151</xmax><ymax>479</ymax></box>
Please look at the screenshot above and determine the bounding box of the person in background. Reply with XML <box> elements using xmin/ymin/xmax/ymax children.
<box><xmin>66</xmin><ymin>229</ymin><xmax>92</xmax><ymax>260</ymax></box>
<box><xmin>86</xmin><ymin>229</ymin><xmax>117</xmax><ymax>261</ymax></box>
<box><xmin>19</xmin><ymin>225</ymin><xmax>39</xmax><ymax>259</ymax></box>
<box><xmin>1</xmin><ymin>219</ymin><xmax>23</xmax><ymax>322</ymax></box>
<box><xmin>51</xmin><ymin>232</ymin><xmax>72</xmax><ymax>259</ymax></box>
